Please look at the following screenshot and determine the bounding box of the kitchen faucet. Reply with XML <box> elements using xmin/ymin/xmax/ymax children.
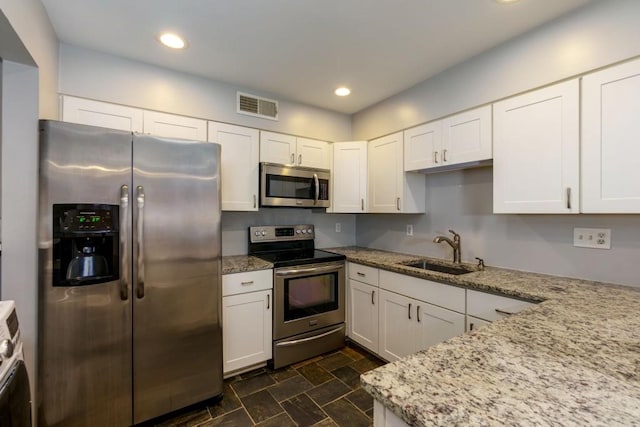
<box><xmin>433</xmin><ymin>229</ymin><xmax>461</xmax><ymax>263</ymax></box>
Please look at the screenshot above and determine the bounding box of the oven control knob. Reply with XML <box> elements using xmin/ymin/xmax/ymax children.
<box><xmin>307</xmin><ymin>228</ymin><xmax>313</xmax><ymax>234</ymax></box>
<box><xmin>254</xmin><ymin>231</ymin><xmax>260</xmax><ymax>236</ymax></box>
<box><xmin>296</xmin><ymin>230</ymin><xmax>301</xmax><ymax>234</ymax></box>
<box><xmin>261</xmin><ymin>231</ymin><xmax>266</xmax><ymax>236</ymax></box>
<box><xmin>301</xmin><ymin>230</ymin><xmax>306</xmax><ymax>234</ymax></box>
<box><xmin>0</xmin><ymin>339</ymin><xmax>13</xmax><ymax>359</ymax></box>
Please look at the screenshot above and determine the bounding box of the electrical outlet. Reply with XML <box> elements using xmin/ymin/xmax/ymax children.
<box><xmin>406</xmin><ymin>224</ymin><xmax>413</xmax><ymax>236</ymax></box>
<box><xmin>335</xmin><ymin>223</ymin><xmax>341</xmax><ymax>233</ymax></box>
<box><xmin>573</xmin><ymin>228</ymin><xmax>611</xmax><ymax>249</ymax></box>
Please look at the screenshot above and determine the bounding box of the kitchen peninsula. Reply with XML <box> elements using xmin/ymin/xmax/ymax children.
<box><xmin>323</xmin><ymin>247</ymin><xmax>640</xmax><ymax>426</ymax></box>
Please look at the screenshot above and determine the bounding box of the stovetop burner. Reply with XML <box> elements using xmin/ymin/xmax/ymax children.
<box><xmin>248</xmin><ymin>224</ymin><xmax>345</xmax><ymax>268</ymax></box>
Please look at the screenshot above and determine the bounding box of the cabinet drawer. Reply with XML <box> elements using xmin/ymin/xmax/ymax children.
<box><xmin>467</xmin><ymin>289</ymin><xmax>535</xmax><ymax>321</ymax></box>
<box><xmin>379</xmin><ymin>270</ymin><xmax>465</xmax><ymax>313</ymax></box>
<box><xmin>223</xmin><ymin>269</ymin><xmax>272</xmax><ymax>296</ymax></box>
<box><xmin>348</xmin><ymin>262</ymin><xmax>379</xmax><ymax>286</ymax></box>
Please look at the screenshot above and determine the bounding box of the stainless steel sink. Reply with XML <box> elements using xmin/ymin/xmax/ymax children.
<box><xmin>401</xmin><ymin>260</ymin><xmax>475</xmax><ymax>275</ymax></box>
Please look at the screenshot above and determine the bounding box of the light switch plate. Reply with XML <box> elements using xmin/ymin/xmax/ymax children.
<box><xmin>335</xmin><ymin>223</ymin><xmax>341</xmax><ymax>233</ymax></box>
<box><xmin>573</xmin><ymin>228</ymin><xmax>611</xmax><ymax>249</ymax></box>
<box><xmin>406</xmin><ymin>224</ymin><xmax>413</xmax><ymax>236</ymax></box>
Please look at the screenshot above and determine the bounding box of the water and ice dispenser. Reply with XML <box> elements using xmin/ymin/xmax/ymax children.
<box><xmin>52</xmin><ymin>204</ymin><xmax>120</xmax><ymax>286</ymax></box>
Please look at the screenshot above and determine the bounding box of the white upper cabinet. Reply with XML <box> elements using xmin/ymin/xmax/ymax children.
<box><xmin>142</xmin><ymin>111</ymin><xmax>207</xmax><ymax>141</ymax></box>
<box><xmin>61</xmin><ymin>96</ymin><xmax>143</xmax><ymax>132</ymax></box>
<box><xmin>493</xmin><ymin>79</ymin><xmax>580</xmax><ymax>213</ymax></box>
<box><xmin>332</xmin><ymin>141</ymin><xmax>368</xmax><ymax>213</ymax></box>
<box><xmin>441</xmin><ymin>105</ymin><xmax>492</xmax><ymax>166</ymax></box>
<box><xmin>369</xmin><ymin>132</ymin><xmax>425</xmax><ymax>213</ymax></box>
<box><xmin>260</xmin><ymin>131</ymin><xmax>330</xmax><ymax>169</ymax></box>
<box><xmin>61</xmin><ymin>95</ymin><xmax>207</xmax><ymax>141</ymax></box>
<box><xmin>296</xmin><ymin>137</ymin><xmax>331</xmax><ymax>169</ymax></box>
<box><xmin>404</xmin><ymin>121</ymin><xmax>442</xmax><ymax>171</ymax></box>
<box><xmin>404</xmin><ymin>105</ymin><xmax>491</xmax><ymax>172</ymax></box>
<box><xmin>208</xmin><ymin>122</ymin><xmax>259</xmax><ymax>211</ymax></box>
<box><xmin>582</xmin><ymin>58</ymin><xmax>640</xmax><ymax>213</ymax></box>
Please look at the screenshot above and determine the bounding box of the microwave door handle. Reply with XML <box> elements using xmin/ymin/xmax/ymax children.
<box><xmin>313</xmin><ymin>173</ymin><xmax>319</xmax><ymax>205</ymax></box>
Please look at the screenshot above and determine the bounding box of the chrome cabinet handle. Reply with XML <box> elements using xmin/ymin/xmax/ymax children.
<box><xmin>314</xmin><ymin>173</ymin><xmax>319</xmax><ymax>205</ymax></box>
<box><xmin>396</xmin><ymin>197</ymin><xmax>401</xmax><ymax>211</ymax></box>
<box><xmin>443</xmin><ymin>149</ymin><xmax>447</xmax><ymax>162</ymax></box>
<box><xmin>267</xmin><ymin>294</ymin><xmax>270</xmax><ymax>309</ymax></box>
<box><xmin>371</xmin><ymin>290</ymin><xmax>375</xmax><ymax>305</ymax></box>
<box><xmin>241</xmin><ymin>281</ymin><xmax>254</xmax><ymax>286</ymax></box>
<box><xmin>299</xmin><ymin>154</ymin><xmax>302</xmax><ymax>165</ymax></box>
<box><xmin>253</xmin><ymin>194</ymin><xmax>257</xmax><ymax>209</ymax></box>
<box><xmin>408</xmin><ymin>303</ymin><xmax>412</xmax><ymax>320</ymax></box>
<box><xmin>356</xmin><ymin>272</ymin><xmax>366</xmax><ymax>277</ymax></box>
<box><xmin>136</xmin><ymin>185</ymin><xmax>145</xmax><ymax>299</ymax></box>
<box><xmin>495</xmin><ymin>308</ymin><xmax>516</xmax><ymax>316</ymax></box>
<box><xmin>361</xmin><ymin>198</ymin><xmax>364</xmax><ymax>211</ymax></box>
<box><xmin>119</xmin><ymin>185</ymin><xmax>129</xmax><ymax>301</ymax></box>
<box><xmin>566</xmin><ymin>187</ymin><xmax>571</xmax><ymax>210</ymax></box>
<box><xmin>434</xmin><ymin>151</ymin><xmax>439</xmax><ymax>164</ymax></box>
<box><xmin>417</xmin><ymin>305</ymin><xmax>421</xmax><ymax>323</ymax></box>
<box><xmin>469</xmin><ymin>323</ymin><xmax>475</xmax><ymax>331</ymax></box>
<box><xmin>290</xmin><ymin>153</ymin><xmax>295</xmax><ymax>164</ymax></box>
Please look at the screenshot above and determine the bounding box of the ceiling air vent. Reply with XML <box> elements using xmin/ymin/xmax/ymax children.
<box><xmin>237</xmin><ymin>92</ymin><xmax>278</xmax><ymax>120</ymax></box>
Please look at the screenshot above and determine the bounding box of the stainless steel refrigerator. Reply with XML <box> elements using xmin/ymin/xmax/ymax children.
<box><xmin>37</xmin><ymin>120</ymin><xmax>223</xmax><ymax>426</ymax></box>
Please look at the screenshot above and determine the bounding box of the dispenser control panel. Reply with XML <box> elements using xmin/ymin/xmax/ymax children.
<box><xmin>54</xmin><ymin>204</ymin><xmax>118</xmax><ymax>234</ymax></box>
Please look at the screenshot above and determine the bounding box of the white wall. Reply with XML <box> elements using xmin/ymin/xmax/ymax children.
<box><xmin>58</xmin><ymin>43</ymin><xmax>352</xmax><ymax>142</ymax></box>
<box><xmin>352</xmin><ymin>0</ymin><xmax>640</xmax><ymax>140</ymax></box>
<box><xmin>0</xmin><ymin>0</ymin><xmax>59</xmax><ymax>119</ymax></box>
<box><xmin>353</xmin><ymin>0</ymin><xmax>640</xmax><ymax>287</ymax></box>
<box><xmin>221</xmin><ymin>210</ymin><xmax>356</xmax><ymax>256</ymax></box>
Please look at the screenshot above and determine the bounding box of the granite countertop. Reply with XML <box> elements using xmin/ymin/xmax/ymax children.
<box><xmin>324</xmin><ymin>246</ymin><xmax>640</xmax><ymax>426</ymax></box>
<box><xmin>222</xmin><ymin>255</ymin><xmax>273</xmax><ymax>275</ymax></box>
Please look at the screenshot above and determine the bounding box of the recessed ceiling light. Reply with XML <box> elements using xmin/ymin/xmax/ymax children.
<box><xmin>335</xmin><ymin>87</ymin><xmax>351</xmax><ymax>97</ymax></box>
<box><xmin>495</xmin><ymin>0</ymin><xmax>520</xmax><ymax>4</ymax></box>
<box><xmin>158</xmin><ymin>33</ymin><xmax>187</xmax><ymax>49</ymax></box>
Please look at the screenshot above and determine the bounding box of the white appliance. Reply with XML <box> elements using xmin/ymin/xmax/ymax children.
<box><xmin>0</xmin><ymin>300</ymin><xmax>31</xmax><ymax>426</ymax></box>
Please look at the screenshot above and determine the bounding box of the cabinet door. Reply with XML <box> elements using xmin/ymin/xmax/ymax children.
<box><xmin>333</xmin><ymin>141</ymin><xmax>368</xmax><ymax>213</ymax></box>
<box><xmin>582</xmin><ymin>58</ymin><xmax>640</xmax><ymax>213</ymax></box>
<box><xmin>441</xmin><ymin>105</ymin><xmax>492</xmax><ymax>165</ymax></box>
<box><xmin>297</xmin><ymin>137</ymin><xmax>330</xmax><ymax>169</ymax></box>
<box><xmin>414</xmin><ymin>303</ymin><xmax>465</xmax><ymax>351</ymax></box>
<box><xmin>368</xmin><ymin>132</ymin><xmax>403</xmax><ymax>213</ymax></box>
<box><xmin>349</xmin><ymin>279</ymin><xmax>379</xmax><ymax>354</ymax></box>
<box><xmin>404</xmin><ymin>122</ymin><xmax>441</xmax><ymax>171</ymax></box>
<box><xmin>493</xmin><ymin>80</ymin><xmax>579</xmax><ymax>213</ymax></box>
<box><xmin>378</xmin><ymin>289</ymin><xmax>414</xmax><ymax>362</ymax></box>
<box><xmin>61</xmin><ymin>95</ymin><xmax>143</xmax><ymax>132</ymax></box>
<box><xmin>143</xmin><ymin>111</ymin><xmax>207</xmax><ymax>141</ymax></box>
<box><xmin>467</xmin><ymin>289</ymin><xmax>535</xmax><ymax>322</ymax></box>
<box><xmin>466</xmin><ymin>315</ymin><xmax>490</xmax><ymax>333</ymax></box>
<box><xmin>209</xmin><ymin>122</ymin><xmax>259</xmax><ymax>211</ymax></box>
<box><xmin>222</xmin><ymin>290</ymin><xmax>272</xmax><ymax>374</ymax></box>
<box><xmin>260</xmin><ymin>131</ymin><xmax>297</xmax><ymax>165</ymax></box>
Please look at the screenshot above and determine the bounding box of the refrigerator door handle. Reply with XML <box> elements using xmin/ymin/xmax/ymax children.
<box><xmin>120</xmin><ymin>185</ymin><xmax>129</xmax><ymax>300</ymax></box>
<box><xmin>136</xmin><ymin>185</ymin><xmax>145</xmax><ymax>299</ymax></box>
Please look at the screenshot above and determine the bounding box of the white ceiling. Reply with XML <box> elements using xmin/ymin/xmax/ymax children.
<box><xmin>40</xmin><ymin>0</ymin><xmax>593</xmax><ymax>114</ymax></box>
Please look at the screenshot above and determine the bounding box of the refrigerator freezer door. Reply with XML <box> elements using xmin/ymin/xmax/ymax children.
<box><xmin>37</xmin><ymin>120</ymin><xmax>133</xmax><ymax>426</ymax></box>
<box><xmin>132</xmin><ymin>134</ymin><xmax>223</xmax><ymax>424</ymax></box>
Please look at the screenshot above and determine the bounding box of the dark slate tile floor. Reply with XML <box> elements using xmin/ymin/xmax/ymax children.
<box><xmin>152</xmin><ymin>343</ymin><xmax>385</xmax><ymax>427</ymax></box>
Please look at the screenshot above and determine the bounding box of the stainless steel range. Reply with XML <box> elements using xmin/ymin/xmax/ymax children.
<box><xmin>248</xmin><ymin>225</ymin><xmax>346</xmax><ymax>369</ymax></box>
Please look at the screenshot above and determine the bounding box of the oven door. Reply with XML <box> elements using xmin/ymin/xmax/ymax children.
<box><xmin>274</xmin><ymin>261</ymin><xmax>345</xmax><ymax>340</ymax></box>
<box><xmin>261</xmin><ymin>163</ymin><xmax>330</xmax><ymax>208</ymax></box>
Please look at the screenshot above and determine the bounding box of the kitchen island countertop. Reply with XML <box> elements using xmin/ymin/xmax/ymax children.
<box><xmin>324</xmin><ymin>246</ymin><xmax>640</xmax><ymax>426</ymax></box>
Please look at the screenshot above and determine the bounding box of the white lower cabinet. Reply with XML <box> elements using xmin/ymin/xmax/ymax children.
<box><xmin>222</xmin><ymin>270</ymin><xmax>273</xmax><ymax>375</ymax></box>
<box><xmin>349</xmin><ymin>279</ymin><xmax>379</xmax><ymax>354</ymax></box>
<box><xmin>378</xmin><ymin>288</ymin><xmax>465</xmax><ymax>362</ymax></box>
<box><xmin>374</xmin><ymin>401</ymin><xmax>409</xmax><ymax>427</ymax></box>
<box><xmin>466</xmin><ymin>289</ymin><xmax>535</xmax><ymax>326</ymax></box>
<box><xmin>466</xmin><ymin>315</ymin><xmax>491</xmax><ymax>332</ymax></box>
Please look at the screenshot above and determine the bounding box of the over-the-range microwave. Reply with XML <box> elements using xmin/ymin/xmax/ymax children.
<box><xmin>260</xmin><ymin>162</ymin><xmax>330</xmax><ymax>208</ymax></box>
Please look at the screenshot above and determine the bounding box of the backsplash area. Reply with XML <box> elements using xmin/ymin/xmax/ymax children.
<box><xmin>356</xmin><ymin>167</ymin><xmax>640</xmax><ymax>287</ymax></box>
<box><xmin>222</xmin><ymin>209</ymin><xmax>356</xmax><ymax>256</ymax></box>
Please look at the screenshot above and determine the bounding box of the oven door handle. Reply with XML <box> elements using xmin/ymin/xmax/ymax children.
<box><xmin>276</xmin><ymin>264</ymin><xmax>341</xmax><ymax>277</ymax></box>
<box><xmin>275</xmin><ymin>325</ymin><xmax>345</xmax><ymax>347</ymax></box>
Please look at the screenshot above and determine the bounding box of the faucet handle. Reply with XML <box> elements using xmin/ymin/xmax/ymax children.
<box><xmin>448</xmin><ymin>229</ymin><xmax>460</xmax><ymax>239</ymax></box>
<box><xmin>475</xmin><ymin>257</ymin><xmax>485</xmax><ymax>271</ymax></box>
